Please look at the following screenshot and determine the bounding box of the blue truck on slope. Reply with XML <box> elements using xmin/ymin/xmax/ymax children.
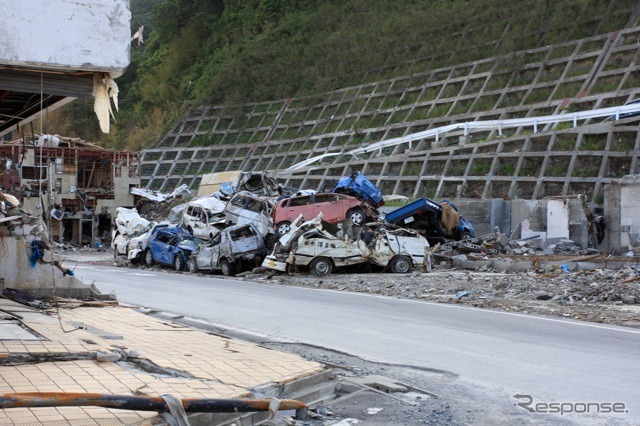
<box><xmin>384</xmin><ymin>198</ymin><xmax>475</xmax><ymax>242</ymax></box>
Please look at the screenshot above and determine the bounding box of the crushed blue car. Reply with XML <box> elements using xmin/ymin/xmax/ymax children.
<box><xmin>384</xmin><ymin>197</ymin><xmax>475</xmax><ymax>242</ymax></box>
<box><xmin>332</xmin><ymin>171</ymin><xmax>385</xmax><ymax>207</ymax></box>
<box><xmin>144</xmin><ymin>227</ymin><xmax>206</xmax><ymax>271</ymax></box>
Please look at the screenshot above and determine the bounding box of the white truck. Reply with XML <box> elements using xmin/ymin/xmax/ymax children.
<box><xmin>262</xmin><ymin>213</ymin><xmax>431</xmax><ymax>276</ymax></box>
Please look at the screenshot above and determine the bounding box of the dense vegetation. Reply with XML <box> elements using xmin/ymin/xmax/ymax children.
<box><xmin>50</xmin><ymin>0</ymin><xmax>636</xmax><ymax>149</ymax></box>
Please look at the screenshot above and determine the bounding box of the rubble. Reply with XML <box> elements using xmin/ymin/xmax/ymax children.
<box><xmin>267</xmin><ymin>259</ymin><xmax>640</xmax><ymax>328</ymax></box>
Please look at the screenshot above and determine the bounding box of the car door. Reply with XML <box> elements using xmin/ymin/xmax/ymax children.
<box><xmin>150</xmin><ymin>231</ymin><xmax>169</xmax><ymax>265</ymax></box>
<box><xmin>283</xmin><ymin>195</ymin><xmax>312</xmax><ymax>221</ymax></box>
<box><xmin>207</xmin><ymin>233</ymin><xmax>223</xmax><ymax>270</ymax></box>
<box><xmin>225</xmin><ymin>194</ymin><xmax>248</xmax><ymax>225</ymax></box>
<box><xmin>192</xmin><ymin>206</ymin><xmax>209</xmax><ymax>236</ymax></box>
<box><xmin>160</xmin><ymin>234</ymin><xmax>179</xmax><ymax>265</ymax></box>
<box><xmin>229</xmin><ymin>225</ymin><xmax>259</xmax><ymax>253</ymax></box>
<box><xmin>310</xmin><ymin>194</ymin><xmax>341</xmax><ymax>222</ymax></box>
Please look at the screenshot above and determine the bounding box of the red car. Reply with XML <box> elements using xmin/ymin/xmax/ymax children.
<box><xmin>273</xmin><ymin>193</ymin><xmax>375</xmax><ymax>235</ymax></box>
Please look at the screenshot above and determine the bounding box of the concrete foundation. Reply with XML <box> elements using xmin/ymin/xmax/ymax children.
<box><xmin>0</xmin><ymin>236</ymin><xmax>109</xmax><ymax>300</ymax></box>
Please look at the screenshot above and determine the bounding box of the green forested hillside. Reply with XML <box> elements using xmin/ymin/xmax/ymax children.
<box><xmin>53</xmin><ymin>0</ymin><xmax>637</xmax><ymax>149</ymax></box>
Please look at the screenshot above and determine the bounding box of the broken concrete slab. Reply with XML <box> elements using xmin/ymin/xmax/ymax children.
<box><xmin>452</xmin><ymin>257</ymin><xmax>533</xmax><ymax>272</ymax></box>
<box><xmin>0</xmin><ymin>236</ymin><xmax>113</xmax><ymax>300</ymax></box>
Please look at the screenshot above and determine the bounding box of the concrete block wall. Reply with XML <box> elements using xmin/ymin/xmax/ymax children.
<box><xmin>140</xmin><ymin>25</ymin><xmax>640</xmax><ymax>205</ymax></box>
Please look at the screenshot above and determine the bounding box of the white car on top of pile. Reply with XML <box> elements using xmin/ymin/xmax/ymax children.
<box><xmin>181</xmin><ymin>196</ymin><xmax>227</xmax><ymax>240</ymax></box>
<box><xmin>262</xmin><ymin>212</ymin><xmax>431</xmax><ymax>276</ymax></box>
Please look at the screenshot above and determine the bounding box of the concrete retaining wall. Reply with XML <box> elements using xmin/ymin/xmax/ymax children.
<box><xmin>0</xmin><ymin>237</ymin><xmax>104</xmax><ymax>300</ymax></box>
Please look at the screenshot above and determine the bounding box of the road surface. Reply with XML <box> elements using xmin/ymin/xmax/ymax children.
<box><xmin>75</xmin><ymin>264</ymin><xmax>639</xmax><ymax>423</ymax></box>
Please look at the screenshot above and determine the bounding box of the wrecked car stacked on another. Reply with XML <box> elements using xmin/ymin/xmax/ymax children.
<box><xmin>273</xmin><ymin>192</ymin><xmax>376</xmax><ymax>235</ymax></box>
<box><xmin>224</xmin><ymin>191</ymin><xmax>278</xmax><ymax>248</ymax></box>
<box><xmin>384</xmin><ymin>197</ymin><xmax>475</xmax><ymax>243</ymax></box>
<box><xmin>116</xmin><ymin>170</ymin><xmax>475</xmax><ymax>276</ymax></box>
<box><xmin>332</xmin><ymin>171</ymin><xmax>385</xmax><ymax>208</ymax></box>
<box><xmin>181</xmin><ymin>196</ymin><xmax>226</xmax><ymax>239</ymax></box>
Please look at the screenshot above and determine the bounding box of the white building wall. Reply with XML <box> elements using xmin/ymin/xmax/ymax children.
<box><xmin>0</xmin><ymin>0</ymin><xmax>130</xmax><ymax>73</ymax></box>
<box><xmin>620</xmin><ymin>175</ymin><xmax>640</xmax><ymax>247</ymax></box>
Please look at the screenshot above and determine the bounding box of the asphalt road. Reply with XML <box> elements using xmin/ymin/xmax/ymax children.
<box><xmin>75</xmin><ymin>264</ymin><xmax>640</xmax><ymax>423</ymax></box>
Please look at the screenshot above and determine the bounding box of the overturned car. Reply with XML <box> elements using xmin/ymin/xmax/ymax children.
<box><xmin>384</xmin><ymin>197</ymin><xmax>475</xmax><ymax>243</ymax></box>
<box><xmin>262</xmin><ymin>213</ymin><xmax>430</xmax><ymax>276</ymax></box>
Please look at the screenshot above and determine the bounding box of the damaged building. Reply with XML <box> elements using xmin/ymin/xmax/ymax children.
<box><xmin>0</xmin><ymin>0</ymin><xmax>134</xmax><ymax>251</ymax></box>
<box><xmin>0</xmin><ymin>135</ymin><xmax>139</xmax><ymax>246</ymax></box>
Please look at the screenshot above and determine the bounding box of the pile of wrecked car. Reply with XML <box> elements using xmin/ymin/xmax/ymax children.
<box><xmin>113</xmin><ymin>171</ymin><xmax>477</xmax><ymax>276</ymax></box>
<box><xmin>262</xmin><ymin>212</ymin><xmax>431</xmax><ymax>276</ymax></box>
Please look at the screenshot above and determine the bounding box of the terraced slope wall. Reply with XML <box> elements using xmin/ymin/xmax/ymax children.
<box><xmin>140</xmin><ymin>27</ymin><xmax>640</xmax><ymax>204</ymax></box>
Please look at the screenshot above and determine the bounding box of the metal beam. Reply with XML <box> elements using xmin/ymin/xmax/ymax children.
<box><xmin>0</xmin><ymin>392</ymin><xmax>307</xmax><ymax>413</ymax></box>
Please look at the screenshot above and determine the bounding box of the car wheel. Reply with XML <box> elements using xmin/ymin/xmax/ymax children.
<box><xmin>174</xmin><ymin>255</ymin><xmax>185</xmax><ymax>271</ymax></box>
<box><xmin>144</xmin><ymin>249</ymin><xmax>155</xmax><ymax>267</ymax></box>
<box><xmin>459</xmin><ymin>231</ymin><xmax>473</xmax><ymax>240</ymax></box>
<box><xmin>276</xmin><ymin>221</ymin><xmax>291</xmax><ymax>235</ymax></box>
<box><xmin>130</xmin><ymin>253</ymin><xmax>140</xmax><ymax>265</ymax></box>
<box><xmin>310</xmin><ymin>257</ymin><xmax>333</xmax><ymax>276</ymax></box>
<box><xmin>189</xmin><ymin>258</ymin><xmax>199</xmax><ymax>273</ymax></box>
<box><xmin>347</xmin><ymin>208</ymin><xmax>365</xmax><ymax>225</ymax></box>
<box><xmin>390</xmin><ymin>255</ymin><xmax>412</xmax><ymax>274</ymax></box>
<box><xmin>265</xmin><ymin>233</ymin><xmax>279</xmax><ymax>250</ymax></box>
<box><xmin>189</xmin><ymin>257</ymin><xmax>200</xmax><ymax>274</ymax></box>
<box><xmin>221</xmin><ymin>259</ymin><xmax>235</xmax><ymax>276</ymax></box>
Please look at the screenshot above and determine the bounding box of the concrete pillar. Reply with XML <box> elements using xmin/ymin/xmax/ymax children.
<box><xmin>603</xmin><ymin>181</ymin><xmax>622</xmax><ymax>253</ymax></box>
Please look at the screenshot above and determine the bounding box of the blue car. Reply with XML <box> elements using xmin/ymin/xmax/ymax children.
<box><xmin>144</xmin><ymin>227</ymin><xmax>206</xmax><ymax>271</ymax></box>
<box><xmin>332</xmin><ymin>171</ymin><xmax>385</xmax><ymax>207</ymax></box>
<box><xmin>385</xmin><ymin>198</ymin><xmax>475</xmax><ymax>242</ymax></box>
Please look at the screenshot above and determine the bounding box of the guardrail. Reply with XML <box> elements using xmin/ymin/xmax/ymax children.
<box><xmin>283</xmin><ymin>103</ymin><xmax>640</xmax><ymax>173</ymax></box>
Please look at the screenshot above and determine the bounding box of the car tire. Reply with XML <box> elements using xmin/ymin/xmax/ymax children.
<box><xmin>174</xmin><ymin>255</ymin><xmax>185</xmax><ymax>271</ymax></box>
<box><xmin>389</xmin><ymin>255</ymin><xmax>412</xmax><ymax>274</ymax></box>
<box><xmin>130</xmin><ymin>253</ymin><xmax>140</xmax><ymax>265</ymax></box>
<box><xmin>276</xmin><ymin>221</ymin><xmax>291</xmax><ymax>236</ymax></box>
<box><xmin>144</xmin><ymin>249</ymin><xmax>155</xmax><ymax>267</ymax></box>
<box><xmin>459</xmin><ymin>231</ymin><xmax>473</xmax><ymax>240</ymax></box>
<box><xmin>347</xmin><ymin>208</ymin><xmax>365</xmax><ymax>225</ymax></box>
<box><xmin>265</xmin><ymin>233</ymin><xmax>279</xmax><ymax>250</ymax></box>
<box><xmin>310</xmin><ymin>257</ymin><xmax>333</xmax><ymax>276</ymax></box>
<box><xmin>189</xmin><ymin>258</ymin><xmax>199</xmax><ymax>274</ymax></box>
<box><xmin>221</xmin><ymin>259</ymin><xmax>235</xmax><ymax>276</ymax></box>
